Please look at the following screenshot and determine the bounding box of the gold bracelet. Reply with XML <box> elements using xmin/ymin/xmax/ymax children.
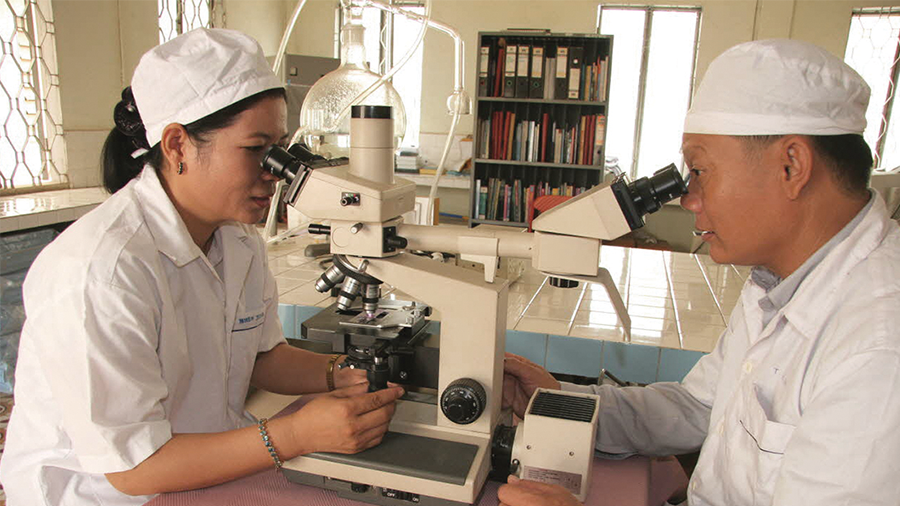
<box><xmin>326</xmin><ymin>354</ymin><xmax>342</xmax><ymax>391</ymax></box>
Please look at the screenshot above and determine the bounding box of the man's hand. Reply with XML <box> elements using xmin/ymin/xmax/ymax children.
<box><xmin>289</xmin><ymin>382</ymin><xmax>404</xmax><ymax>454</ymax></box>
<box><xmin>498</xmin><ymin>475</ymin><xmax>583</xmax><ymax>506</ymax></box>
<box><xmin>502</xmin><ymin>353</ymin><xmax>561</xmax><ymax>418</ymax></box>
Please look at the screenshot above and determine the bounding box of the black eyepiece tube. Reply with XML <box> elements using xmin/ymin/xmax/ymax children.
<box><xmin>261</xmin><ymin>145</ymin><xmax>303</xmax><ymax>183</ymax></box>
<box><xmin>611</xmin><ymin>163</ymin><xmax>689</xmax><ymax>231</ymax></box>
<box><xmin>628</xmin><ymin>163</ymin><xmax>688</xmax><ymax>217</ymax></box>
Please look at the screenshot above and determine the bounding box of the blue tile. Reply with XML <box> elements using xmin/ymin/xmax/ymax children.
<box><xmin>277</xmin><ymin>304</ymin><xmax>296</xmax><ymax>339</ymax></box>
<box><xmin>657</xmin><ymin>348</ymin><xmax>706</xmax><ymax>383</ymax></box>
<box><xmin>505</xmin><ymin>330</ymin><xmax>548</xmax><ymax>366</ymax></box>
<box><xmin>546</xmin><ymin>335</ymin><xmax>603</xmax><ymax>378</ymax></box>
<box><xmin>294</xmin><ymin>305</ymin><xmax>325</xmax><ymax>339</ymax></box>
<box><xmin>602</xmin><ymin>342</ymin><xmax>660</xmax><ymax>385</ymax></box>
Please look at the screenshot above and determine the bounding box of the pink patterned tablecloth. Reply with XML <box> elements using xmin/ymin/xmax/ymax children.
<box><xmin>146</xmin><ymin>454</ymin><xmax>686</xmax><ymax>506</ymax></box>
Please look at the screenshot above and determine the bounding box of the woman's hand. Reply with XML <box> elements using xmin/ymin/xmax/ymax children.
<box><xmin>502</xmin><ymin>353</ymin><xmax>561</xmax><ymax>419</ymax></box>
<box><xmin>333</xmin><ymin>355</ymin><xmax>368</xmax><ymax>389</ymax></box>
<box><xmin>498</xmin><ymin>476</ymin><xmax>583</xmax><ymax>506</ymax></box>
<box><xmin>289</xmin><ymin>382</ymin><xmax>404</xmax><ymax>454</ymax></box>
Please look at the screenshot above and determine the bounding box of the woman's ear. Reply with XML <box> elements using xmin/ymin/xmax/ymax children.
<box><xmin>778</xmin><ymin>135</ymin><xmax>814</xmax><ymax>200</ymax></box>
<box><xmin>159</xmin><ymin>123</ymin><xmax>189</xmax><ymax>173</ymax></box>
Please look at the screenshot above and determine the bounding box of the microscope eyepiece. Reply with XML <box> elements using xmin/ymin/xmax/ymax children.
<box><xmin>612</xmin><ymin>163</ymin><xmax>688</xmax><ymax>230</ymax></box>
<box><xmin>261</xmin><ymin>145</ymin><xmax>303</xmax><ymax>183</ymax></box>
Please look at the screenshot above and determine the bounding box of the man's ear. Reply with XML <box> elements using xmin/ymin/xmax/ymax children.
<box><xmin>159</xmin><ymin>123</ymin><xmax>189</xmax><ymax>172</ymax></box>
<box><xmin>778</xmin><ymin>135</ymin><xmax>814</xmax><ymax>200</ymax></box>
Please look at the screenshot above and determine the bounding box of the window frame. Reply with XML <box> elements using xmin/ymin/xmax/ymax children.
<box><xmin>597</xmin><ymin>4</ymin><xmax>701</xmax><ymax>179</ymax></box>
<box><xmin>0</xmin><ymin>0</ymin><xmax>67</xmax><ymax>194</ymax></box>
<box><xmin>158</xmin><ymin>0</ymin><xmax>220</xmax><ymax>44</ymax></box>
<box><xmin>845</xmin><ymin>7</ymin><xmax>900</xmax><ymax>169</ymax></box>
<box><xmin>337</xmin><ymin>0</ymin><xmax>425</xmax><ymax>149</ymax></box>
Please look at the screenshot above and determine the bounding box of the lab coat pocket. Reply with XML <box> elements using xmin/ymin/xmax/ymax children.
<box><xmin>739</xmin><ymin>385</ymin><xmax>795</xmax><ymax>505</ymax></box>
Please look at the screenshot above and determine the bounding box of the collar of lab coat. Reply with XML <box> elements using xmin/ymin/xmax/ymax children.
<box><xmin>132</xmin><ymin>166</ymin><xmax>251</xmax><ymax>267</ymax></box>
<box><xmin>752</xmin><ymin>194</ymin><xmax>895</xmax><ymax>341</ymax></box>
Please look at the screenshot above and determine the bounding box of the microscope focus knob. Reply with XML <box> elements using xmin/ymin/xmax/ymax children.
<box><xmin>441</xmin><ymin>378</ymin><xmax>487</xmax><ymax>425</ymax></box>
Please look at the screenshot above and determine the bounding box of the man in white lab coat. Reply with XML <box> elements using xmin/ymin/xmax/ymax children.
<box><xmin>500</xmin><ymin>39</ymin><xmax>900</xmax><ymax>506</ymax></box>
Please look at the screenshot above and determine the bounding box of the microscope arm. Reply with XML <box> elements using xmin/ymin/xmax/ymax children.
<box><xmin>396</xmin><ymin>223</ymin><xmax>632</xmax><ymax>339</ymax></box>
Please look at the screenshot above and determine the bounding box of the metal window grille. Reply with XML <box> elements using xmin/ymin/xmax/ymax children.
<box><xmin>158</xmin><ymin>0</ymin><xmax>223</xmax><ymax>44</ymax></box>
<box><xmin>0</xmin><ymin>0</ymin><xmax>67</xmax><ymax>192</ymax></box>
<box><xmin>845</xmin><ymin>8</ymin><xmax>900</xmax><ymax>170</ymax></box>
<box><xmin>597</xmin><ymin>5</ymin><xmax>701</xmax><ymax>180</ymax></box>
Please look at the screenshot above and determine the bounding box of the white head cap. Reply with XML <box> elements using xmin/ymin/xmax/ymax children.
<box><xmin>131</xmin><ymin>28</ymin><xmax>282</xmax><ymax>147</ymax></box>
<box><xmin>683</xmin><ymin>39</ymin><xmax>870</xmax><ymax>136</ymax></box>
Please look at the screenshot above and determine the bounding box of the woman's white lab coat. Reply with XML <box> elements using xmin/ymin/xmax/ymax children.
<box><xmin>0</xmin><ymin>167</ymin><xmax>286</xmax><ymax>505</ymax></box>
<box><xmin>563</xmin><ymin>195</ymin><xmax>900</xmax><ymax>505</ymax></box>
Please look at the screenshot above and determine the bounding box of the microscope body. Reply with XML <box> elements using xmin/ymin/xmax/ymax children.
<box><xmin>265</xmin><ymin>104</ymin><xmax>687</xmax><ymax>505</ymax></box>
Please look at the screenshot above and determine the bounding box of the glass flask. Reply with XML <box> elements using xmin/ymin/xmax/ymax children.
<box><xmin>295</xmin><ymin>4</ymin><xmax>407</xmax><ymax>159</ymax></box>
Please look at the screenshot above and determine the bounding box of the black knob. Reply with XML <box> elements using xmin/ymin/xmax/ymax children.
<box><xmin>549</xmin><ymin>276</ymin><xmax>579</xmax><ymax>288</ymax></box>
<box><xmin>441</xmin><ymin>378</ymin><xmax>487</xmax><ymax>425</ymax></box>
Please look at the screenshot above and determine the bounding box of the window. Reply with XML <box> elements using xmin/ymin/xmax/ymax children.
<box><xmin>844</xmin><ymin>8</ymin><xmax>900</xmax><ymax>170</ymax></box>
<box><xmin>0</xmin><ymin>0</ymin><xmax>67</xmax><ymax>191</ymax></box>
<box><xmin>158</xmin><ymin>0</ymin><xmax>220</xmax><ymax>44</ymax></box>
<box><xmin>597</xmin><ymin>5</ymin><xmax>700</xmax><ymax>180</ymax></box>
<box><xmin>358</xmin><ymin>2</ymin><xmax>424</xmax><ymax>148</ymax></box>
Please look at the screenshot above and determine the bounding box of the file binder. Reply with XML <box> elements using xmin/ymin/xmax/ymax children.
<box><xmin>504</xmin><ymin>44</ymin><xmax>518</xmax><ymax>98</ymax></box>
<box><xmin>567</xmin><ymin>46</ymin><xmax>583</xmax><ymax>100</ymax></box>
<box><xmin>555</xmin><ymin>46</ymin><xmax>569</xmax><ymax>101</ymax></box>
<box><xmin>530</xmin><ymin>44</ymin><xmax>544</xmax><ymax>98</ymax></box>
<box><xmin>478</xmin><ymin>45</ymin><xmax>490</xmax><ymax>97</ymax></box>
<box><xmin>516</xmin><ymin>44</ymin><xmax>531</xmax><ymax>98</ymax></box>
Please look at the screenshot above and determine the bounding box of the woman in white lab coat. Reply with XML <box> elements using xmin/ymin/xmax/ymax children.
<box><xmin>0</xmin><ymin>28</ymin><xmax>404</xmax><ymax>506</ymax></box>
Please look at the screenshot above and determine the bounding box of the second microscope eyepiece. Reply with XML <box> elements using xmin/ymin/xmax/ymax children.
<box><xmin>612</xmin><ymin>163</ymin><xmax>688</xmax><ymax>230</ymax></box>
<box><xmin>628</xmin><ymin>163</ymin><xmax>688</xmax><ymax>216</ymax></box>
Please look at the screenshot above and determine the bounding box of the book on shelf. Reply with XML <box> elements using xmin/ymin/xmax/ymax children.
<box><xmin>555</xmin><ymin>46</ymin><xmax>569</xmax><ymax>100</ymax></box>
<box><xmin>478</xmin><ymin>183</ymin><xmax>488</xmax><ymax>220</ymax></box>
<box><xmin>478</xmin><ymin>111</ymin><xmax>606</xmax><ymax>165</ymax></box>
<box><xmin>478</xmin><ymin>45</ymin><xmax>490</xmax><ymax>97</ymax></box>
<box><xmin>477</xmin><ymin>177</ymin><xmax>587</xmax><ymax>224</ymax></box>
<box><xmin>567</xmin><ymin>46</ymin><xmax>583</xmax><ymax>100</ymax></box>
<box><xmin>504</xmin><ymin>44</ymin><xmax>518</xmax><ymax>98</ymax></box>
<box><xmin>478</xmin><ymin>36</ymin><xmax>609</xmax><ymax>101</ymax></box>
<box><xmin>530</xmin><ymin>44</ymin><xmax>544</xmax><ymax>99</ymax></box>
<box><xmin>516</xmin><ymin>44</ymin><xmax>530</xmax><ymax>98</ymax></box>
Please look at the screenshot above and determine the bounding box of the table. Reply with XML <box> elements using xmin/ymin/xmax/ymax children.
<box><xmin>146</xmin><ymin>394</ymin><xmax>687</xmax><ymax>506</ymax></box>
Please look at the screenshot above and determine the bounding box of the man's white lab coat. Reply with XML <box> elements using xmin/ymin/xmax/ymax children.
<box><xmin>0</xmin><ymin>167</ymin><xmax>286</xmax><ymax>505</ymax></box>
<box><xmin>564</xmin><ymin>194</ymin><xmax>900</xmax><ymax>505</ymax></box>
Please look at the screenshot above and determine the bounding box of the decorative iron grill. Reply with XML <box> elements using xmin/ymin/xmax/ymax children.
<box><xmin>0</xmin><ymin>0</ymin><xmax>67</xmax><ymax>191</ymax></box>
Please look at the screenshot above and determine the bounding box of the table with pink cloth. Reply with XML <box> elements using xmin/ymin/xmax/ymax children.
<box><xmin>146</xmin><ymin>393</ymin><xmax>688</xmax><ymax>506</ymax></box>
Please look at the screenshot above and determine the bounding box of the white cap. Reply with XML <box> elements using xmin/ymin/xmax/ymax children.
<box><xmin>131</xmin><ymin>28</ymin><xmax>282</xmax><ymax>147</ymax></box>
<box><xmin>683</xmin><ymin>39</ymin><xmax>870</xmax><ymax>136</ymax></box>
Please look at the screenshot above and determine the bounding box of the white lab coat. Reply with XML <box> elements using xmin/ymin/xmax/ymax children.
<box><xmin>563</xmin><ymin>194</ymin><xmax>900</xmax><ymax>505</ymax></box>
<box><xmin>0</xmin><ymin>167</ymin><xmax>286</xmax><ymax>506</ymax></box>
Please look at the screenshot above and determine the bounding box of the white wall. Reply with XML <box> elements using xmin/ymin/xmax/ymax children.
<box><xmin>50</xmin><ymin>0</ymin><xmax>900</xmax><ymax>241</ymax></box>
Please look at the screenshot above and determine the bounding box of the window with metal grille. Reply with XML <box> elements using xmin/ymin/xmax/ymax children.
<box><xmin>158</xmin><ymin>0</ymin><xmax>220</xmax><ymax>44</ymax></box>
<box><xmin>358</xmin><ymin>1</ymin><xmax>424</xmax><ymax>149</ymax></box>
<box><xmin>0</xmin><ymin>0</ymin><xmax>67</xmax><ymax>192</ymax></box>
<box><xmin>597</xmin><ymin>5</ymin><xmax>700</xmax><ymax>180</ymax></box>
<box><xmin>845</xmin><ymin>8</ymin><xmax>900</xmax><ymax>170</ymax></box>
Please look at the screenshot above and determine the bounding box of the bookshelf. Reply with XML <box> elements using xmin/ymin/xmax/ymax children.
<box><xmin>470</xmin><ymin>31</ymin><xmax>612</xmax><ymax>228</ymax></box>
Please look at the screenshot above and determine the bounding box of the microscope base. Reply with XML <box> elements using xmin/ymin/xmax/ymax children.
<box><xmin>281</xmin><ymin>417</ymin><xmax>492</xmax><ymax>505</ymax></box>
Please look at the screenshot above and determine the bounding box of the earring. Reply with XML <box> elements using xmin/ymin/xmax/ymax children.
<box><xmin>178</xmin><ymin>162</ymin><xmax>184</xmax><ymax>175</ymax></box>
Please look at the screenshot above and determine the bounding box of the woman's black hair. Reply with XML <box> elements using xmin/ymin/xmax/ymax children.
<box><xmin>101</xmin><ymin>87</ymin><xmax>286</xmax><ymax>194</ymax></box>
